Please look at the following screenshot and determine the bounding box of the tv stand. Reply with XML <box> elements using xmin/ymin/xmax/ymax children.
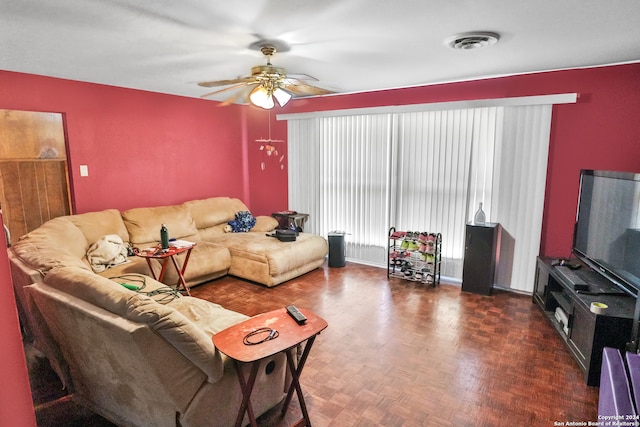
<box><xmin>533</xmin><ymin>257</ymin><xmax>635</xmax><ymax>386</ymax></box>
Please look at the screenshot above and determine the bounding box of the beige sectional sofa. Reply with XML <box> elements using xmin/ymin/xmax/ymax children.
<box><xmin>8</xmin><ymin>196</ymin><xmax>328</xmax><ymax>426</ymax></box>
<box><xmin>10</xmin><ymin>196</ymin><xmax>327</xmax><ymax>292</ymax></box>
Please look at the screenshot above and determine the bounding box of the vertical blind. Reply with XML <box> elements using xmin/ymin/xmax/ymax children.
<box><xmin>393</xmin><ymin>107</ymin><xmax>502</xmax><ymax>279</ymax></box>
<box><xmin>286</xmin><ymin>103</ymin><xmax>555</xmax><ymax>292</ymax></box>
<box><xmin>288</xmin><ymin>115</ymin><xmax>393</xmax><ymax>265</ymax></box>
<box><xmin>491</xmin><ymin>105</ymin><xmax>553</xmax><ymax>292</ymax></box>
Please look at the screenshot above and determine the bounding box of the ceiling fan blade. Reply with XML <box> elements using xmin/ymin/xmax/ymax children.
<box><xmin>219</xmin><ymin>86</ymin><xmax>253</xmax><ymax>106</ymax></box>
<box><xmin>200</xmin><ymin>82</ymin><xmax>251</xmax><ymax>98</ymax></box>
<box><xmin>219</xmin><ymin>94</ymin><xmax>241</xmax><ymax>106</ymax></box>
<box><xmin>198</xmin><ymin>77</ymin><xmax>254</xmax><ymax>88</ymax></box>
<box><xmin>286</xmin><ymin>73</ymin><xmax>319</xmax><ymax>82</ymax></box>
<box><xmin>283</xmin><ymin>83</ymin><xmax>336</xmax><ymax>96</ymax></box>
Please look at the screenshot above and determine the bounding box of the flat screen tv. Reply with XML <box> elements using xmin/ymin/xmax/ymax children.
<box><xmin>573</xmin><ymin>169</ymin><xmax>640</xmax><ymax>296</ymax></box>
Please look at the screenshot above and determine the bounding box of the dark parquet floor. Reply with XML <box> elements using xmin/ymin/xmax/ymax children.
<box><xmin>28</xmin><ymin>261</ymin><xmax>598</xmax><ymax>426</ymax></box>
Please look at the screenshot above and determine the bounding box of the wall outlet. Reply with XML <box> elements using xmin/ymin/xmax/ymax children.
<box><xmin>79</xmin><ymin>165</ymin><xmax>89</xmax><ymax>177</ymax></box>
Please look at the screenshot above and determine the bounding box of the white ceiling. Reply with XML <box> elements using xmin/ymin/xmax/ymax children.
<box><xmin>2</xmin><ymin>0</ymin><xmax>640</xmax><ymax>103</ymax></box>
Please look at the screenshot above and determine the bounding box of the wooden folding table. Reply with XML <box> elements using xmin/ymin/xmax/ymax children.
<box><xmin>213</xmin><ymin>308</ymin><xmax>327</xmax><ymax>427</ymax></box>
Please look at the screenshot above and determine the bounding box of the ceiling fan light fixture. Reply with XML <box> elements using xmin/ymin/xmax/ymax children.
<box><xmin>199</xmin><ymin>39</ymin><xmax>336</xmax><ymax>105</ymax></box>
<box><xmin>273</xmin><ymin>88</ymin><xmax>292</xmax><ymax>107</ymax></box>
<box><xmin>249</xmin><ymin>86</ymin><xmax>274</xmax><ymax>109</ymax></box>
<box><xmin>446</xmin><ymin>32</ymin><xmax>500</xmax><ymax>50</ymax></box>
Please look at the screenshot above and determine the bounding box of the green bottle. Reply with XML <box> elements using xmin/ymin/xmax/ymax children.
<box><xmin>160</xmin><ymin>224</ymin><xmax>169</xmax><ymax>249</ymax></box>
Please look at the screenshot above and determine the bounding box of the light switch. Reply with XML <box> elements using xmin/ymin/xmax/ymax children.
<box><xmin>79</xmin><ymin>165</ymin><xmax>89</xmax><ymax>177</ymax></box>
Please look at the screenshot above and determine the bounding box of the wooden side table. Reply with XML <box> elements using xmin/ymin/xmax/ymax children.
<box><xmin>213</xmin><ymin>308</ymin><xmax>327</xmax><ymax>427</ymax></box>
<box><xmin>136</xmin><ymin>243</ymin><xmax>196</xmax><ymax>296</ymax></box>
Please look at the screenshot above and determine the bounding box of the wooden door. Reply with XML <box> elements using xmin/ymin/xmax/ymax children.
<box><xmin>0</xmin><ymin>110</ymin><xmax>71</xmax><ymax>244</ymax></box>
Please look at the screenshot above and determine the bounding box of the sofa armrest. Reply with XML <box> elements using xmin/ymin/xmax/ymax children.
<box><xmin>599</xmin><ymin>347</ymin><xmax>636</xmax><ymax>417</ymax></box>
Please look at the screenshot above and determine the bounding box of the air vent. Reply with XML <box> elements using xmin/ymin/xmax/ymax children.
<box><xmin>446</xmin><ymin>32</ymin><xmax>500</xmax><ymax>50</ymax></box>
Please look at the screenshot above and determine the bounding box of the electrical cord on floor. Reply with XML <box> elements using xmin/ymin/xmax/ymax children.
<box><xmin>109</xmin><ymin>273</ymin><xmax>182</xmax><ymax>303</ymax></box>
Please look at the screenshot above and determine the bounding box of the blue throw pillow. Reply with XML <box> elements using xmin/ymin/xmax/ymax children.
<box><xmin>228</xmin><ymin>211</ymin><xmax>256</xmax><ymax>232</ymax></box>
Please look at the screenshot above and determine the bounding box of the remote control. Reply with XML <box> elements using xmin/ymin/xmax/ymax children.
<box><xmin>286</xmin><ymin>305</ymin><xmax>307</xmax><ymax>324</ymax></box>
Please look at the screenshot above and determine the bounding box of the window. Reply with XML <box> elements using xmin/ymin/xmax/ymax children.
<box><xmin>282</xmin><ymin>95</ymin><xmax>574</xmax><ymax>292</ymax></box>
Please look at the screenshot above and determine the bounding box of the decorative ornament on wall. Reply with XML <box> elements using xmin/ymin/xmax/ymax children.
<box><xmin>255</xmin><ymin>111</ymin><xmax>286</xmax><ymax>171</ymax></box>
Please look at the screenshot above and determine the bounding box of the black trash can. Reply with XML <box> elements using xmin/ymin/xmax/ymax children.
<box><xmin>328</xmin><ymin>231</ymin><xmax>346</xmax><ymax>268</ymax></box>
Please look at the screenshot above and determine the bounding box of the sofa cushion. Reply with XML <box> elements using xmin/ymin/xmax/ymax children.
<box><xmin>252</xmin><ymin>216</ymin><xmax>279</xmax><ymax>232</ymax></box>
<box><xmin>68</xmin><ymin>209</ymin><xmax>129</xmax><ymax>246</ymax></box>
<box><xmin>168</xmin><ymin>296</ymin><xmax>248</xmax><ymax>336</ymax></box>
<box><xmin>125</xmin><ymin>294</ymin><xmax>224</xmax><ymax>383</ymax></box>
<box><xmin>11</xmin><ymin>217</ymin><xmax>90</xmax><ymax>275</ymax></box>
<box><xmin>213</xmin><ymin>232</ymin><xmax>328</xmax><ymax>276</ymax></box>
<box><xmin>152</xmin><ymin>242</ymin><xmax>231</xmax><ymax>286</ymax></box>
<box><xmin>11</xmin><ymin>245</ymin><xmax>91</xmax><ymax>277</ymax></box>
<box><xmin>96</xmin><ymin>256</ymin><xmax>151</xmax><ymax>281</ymax></box>
<box><xmin>19</xmin><ymin>216</ymin><xmax>88</xmax><ymax>258</ymax></box>
<box><xmin>43</xmin><ymin>266</ymin><xmax>133</xmax><ymax>315</ymax></box>
<box><xmin>107</xmin><ymin>272</ymin><xmax>182</xmax><ymax>304</ymax></box>
<box><xmin>183</xmin><ymin>197</ymin><xmax>249</xmax><ymax>229</ymax></box>
<box><xmin>122</xmin><ymin>204</ymin><xmax>198</xmax><ymax>246</ymax></box>
<box><xmin>44</xmin><ymin>266</ymin><xmax>181</xmax><ymax>309</ymax></box>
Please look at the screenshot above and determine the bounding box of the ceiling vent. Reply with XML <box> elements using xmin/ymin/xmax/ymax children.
<box><xmin>446</xmin><ymin>32</ymin><xmax>500</xmax><ymax>50</ymax></box>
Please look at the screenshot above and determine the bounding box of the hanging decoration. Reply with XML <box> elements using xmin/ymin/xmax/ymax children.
<box><xmin>255</xmin><ymin>111</ymin><xmax>286</xmax><ymax>171</ymax></box>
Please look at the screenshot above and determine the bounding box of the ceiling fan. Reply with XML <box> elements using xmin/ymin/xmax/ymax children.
<box><xmin>198</xmin><ymin>44</ymin><xmax>335</xmax><ymax>108</ymax></box>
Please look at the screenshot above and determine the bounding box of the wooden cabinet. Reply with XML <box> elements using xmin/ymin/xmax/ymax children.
<box><xmin>0</xmin><ymin>160</ymin><xmax>71</xmax><ymax>241</ymax></box>
<box><xmin>462</xmin><ymin>223</ymin><xmax>500</xmax><ymax>295</ymax></box>
<box><xmin>0</xmin><ymin>110</ymin><xmax>71</xmax><ymax>244</ymax></box>
<box><xmin>533</xmin><ymin>257</ymin><xmax>635</xmax><ymax>386</ymax></box>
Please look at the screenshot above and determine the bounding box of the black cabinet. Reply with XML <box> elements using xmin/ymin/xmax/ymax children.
<box><xmin>462</xmin><ymin>223</ymin><xmax>500</xmax><ymax>295</ymax></box>
<box><xmin>533</xmin><ymin>257</ymin><xmax>635</xmax><ymax>386</ymax></box>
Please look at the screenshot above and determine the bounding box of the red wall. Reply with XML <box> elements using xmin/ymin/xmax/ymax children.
<box><xmin>0</xmin><ymin>71</ymin><xmax>248</xmax><ymax>213</ymax></box>
<box><xmin>275</xmin><ymin>63</ymin><xmax>640</xmax><ymax>258</ymax></box>
<box><xmin>244</xmin><ymin>107</ymin><xmax>289</xmax><ymax>215</ymax></box>
<box><xmin>0</xmin><ymin>212</ymin><xmax>36</xmax><ymax>426</ymax></box>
